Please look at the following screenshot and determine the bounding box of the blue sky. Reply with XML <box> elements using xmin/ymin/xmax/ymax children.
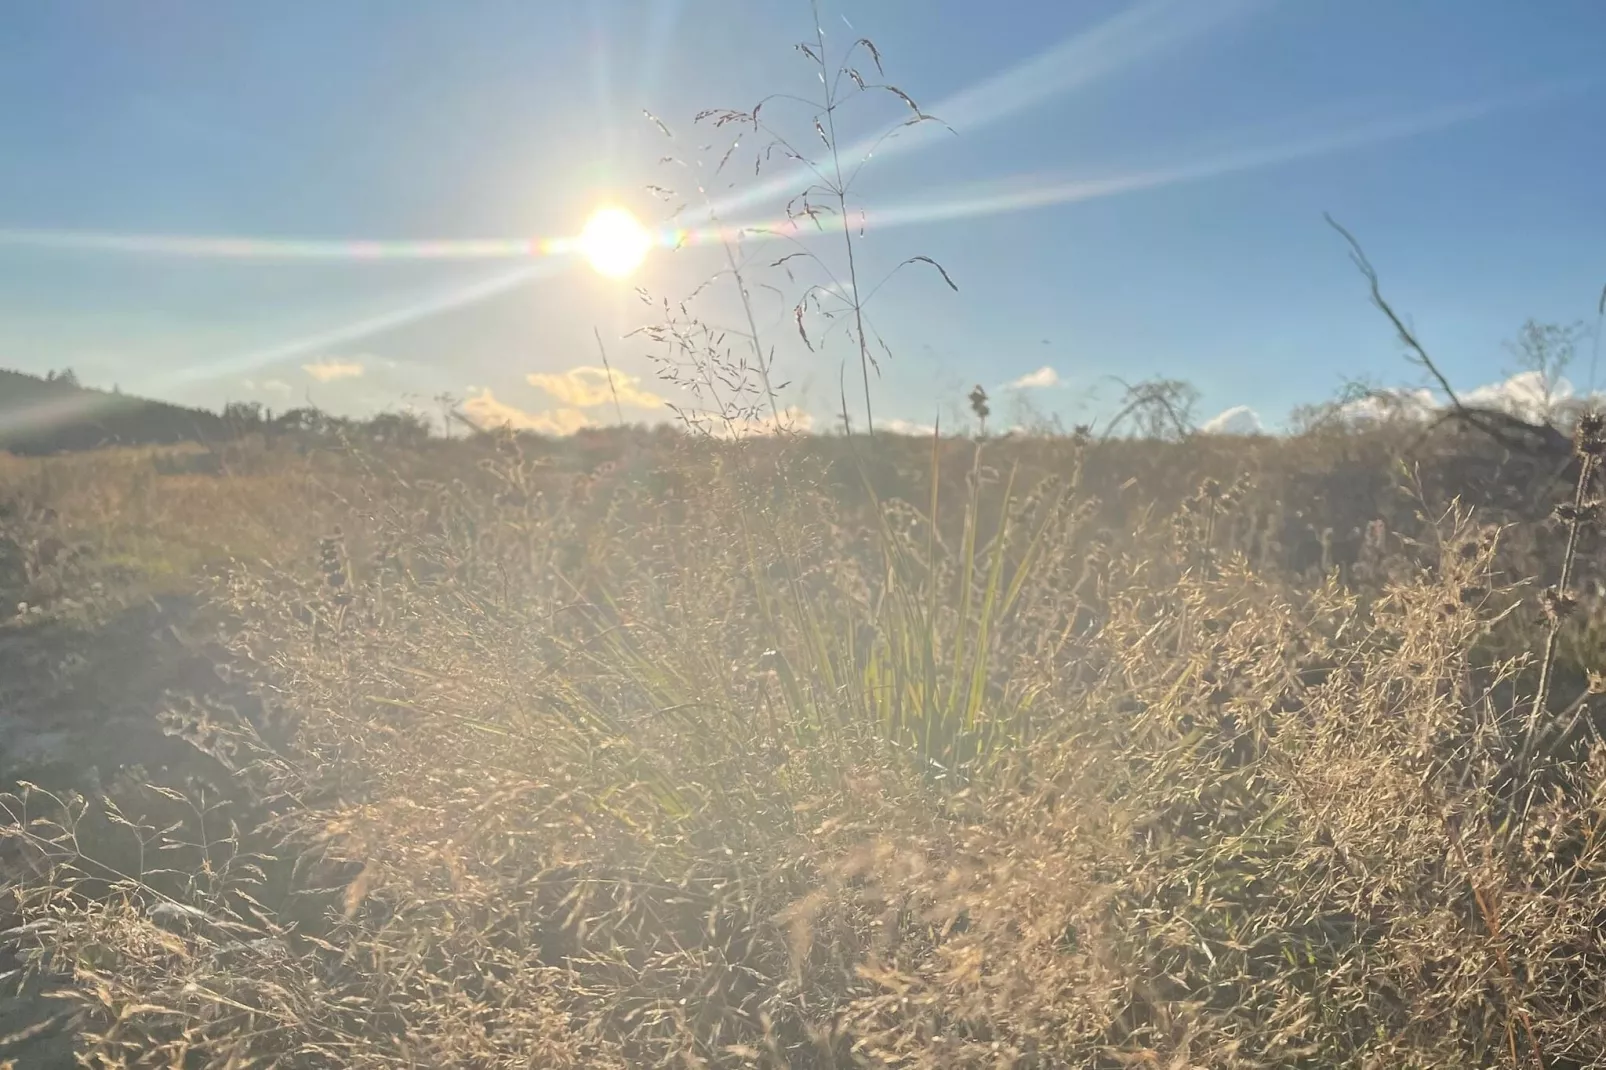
<box><xmin>2</xmin><ymin>0</ymin><xmax>1603</xmax><ymax>434</ymax></box>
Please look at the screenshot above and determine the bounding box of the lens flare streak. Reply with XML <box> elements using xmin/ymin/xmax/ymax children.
<box><xmin>164</xmin><ymin>79</ymin><xmax>1581</xmax><ymax>390</ymax></box>
<box><xmin>699</xmin><ymin>0</ymin><xmax>1267</xmax><ymax>221</ymax></box>
<box><xmin>0</xmin><ymin>228</ymin><xmax>553</xmax><ymax>261</ymax></box>
<box><xmin>0</xmin><ymin>391</ymin><xmax>148</xmax><ymax>442</ymax></box>
<box><xmin>0</xmin><ymin>75</ymin><xmax>1585</xmax><ymax>399</ymax></box>
<box><xmin>855</xmin><ymin>82</ymin><xmax>1590</xmax><ymax>235</ymax></box>
<box><xmin>170</xmin><ymin>262</ymin><xmax>558</xmax><ymax>387</ymax></box>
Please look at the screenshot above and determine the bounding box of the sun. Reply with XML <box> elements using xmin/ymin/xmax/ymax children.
<box><xmin>577</xmin><ymin>207</ymin><xmax>652</xmax><ymax>278</ymax></box>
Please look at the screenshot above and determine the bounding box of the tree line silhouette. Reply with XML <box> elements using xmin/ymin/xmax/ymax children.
<box><xmin>1</xmin><ymin>368</ymin><xmax>433</xmax><ymax>455</ymax></box>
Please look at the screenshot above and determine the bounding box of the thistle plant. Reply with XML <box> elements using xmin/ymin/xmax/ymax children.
<box><xmin>1528</xmin><ymin>411</ymin><xmax>1606</xmax><ymax>731</ymax></box>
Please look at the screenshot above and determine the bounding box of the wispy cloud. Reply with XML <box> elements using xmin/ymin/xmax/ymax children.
<box><xmin>460</xmin><ymin>389</ymin><xmax>595</xmax><ymax>436</ymax></box>
<box><xmin>1003</xmin><ymin>366</ymin><xmax>1061</xmax><ymax>390</ymax></box>
<box><xmin>302</xmin><ymin>358</ymin><xmax>365</xmax><ymax>382</ymax></box>
<box><xmin>527</xmin><ymin>366</ymin><xmax>666</xmax><ymax>410</ymax></box>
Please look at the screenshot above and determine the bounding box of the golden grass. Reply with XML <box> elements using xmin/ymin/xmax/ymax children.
<box><xmin>3</xmin><ymin>16</ymin><xmax>1603</xmax><ymax>1061</ymax></box>
<box><xmin>2</xmin><ymin>423</ymin><xmax>1606</xmax><ymax>1067</ymax></box>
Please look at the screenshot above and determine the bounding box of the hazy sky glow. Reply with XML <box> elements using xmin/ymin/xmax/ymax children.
<box><xmin>2</xmin><ymin>0</ymin><xmax>1603</xmax><ymax>433</ymax></box>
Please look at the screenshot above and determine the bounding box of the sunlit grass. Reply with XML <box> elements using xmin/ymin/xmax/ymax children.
<box><xmin>2</xmin><ymin>4</ymin><xmax>1604</xmax><ymax>1065</ymax></box>
<box><xmin>4</xmin><ymin>422</ymin><xmax>1605</xmax><ymax>1067</ymax></box>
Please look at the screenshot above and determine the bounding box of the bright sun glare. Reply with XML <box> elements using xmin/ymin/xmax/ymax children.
<box><xmin>577</xmin><ymin>207</ymin><xmax>652</xmax><ymax>279</ymax></box>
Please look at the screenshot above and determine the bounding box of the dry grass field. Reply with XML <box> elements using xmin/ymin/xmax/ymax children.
<box><xmin>3</xmin><ymin>417</ymin><xmax>1606</xmax><ymax>1067</ymax></box>
<box><xmin>3</xmin><ymin>8</ymin><xmax>1604</xmax><ymax>1064</ymax></box>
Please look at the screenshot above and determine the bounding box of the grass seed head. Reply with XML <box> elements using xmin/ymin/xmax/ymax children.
<box><xmin>1577</xmin><ymin>411</ymin><xmax>1606</xmax><ymax>456</ymax></box>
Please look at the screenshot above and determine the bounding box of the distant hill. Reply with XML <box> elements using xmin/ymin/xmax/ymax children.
<box><xmin>0</xmin><ymin>368</ymin><xmax>228</xmax><ymax>454</ymax></box>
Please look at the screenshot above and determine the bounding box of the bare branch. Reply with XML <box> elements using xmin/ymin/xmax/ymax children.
<box><xmin>1326</xmin><ymin>213</ymin><xmax>1565</xmax><ymax>455</ymax></box>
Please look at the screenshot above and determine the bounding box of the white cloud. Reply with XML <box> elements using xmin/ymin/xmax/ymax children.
<box><xmin>1200</xmin><ymin>405</ymin><xmax>1263</xmax><ymax>435</ymax></box>
<box><xmin>883</xmin><ymin>417</ymin><xmax>940</xmax><ymax>437</ymax></box>
<box><xmin>302</xmin><ymin>358</ymin><xmax>366</xmax><ymax>382</ymax></box>
<box><xmin>1336</xmin><ymin>386</ymin><xmax>1438</xmax><ymax>424</ymax></box>
<box><xmin>244</xmin><ymin>378</ymin><xmax>293</xmax><ymax>397</ymax></box>
<box><xmin>1462</xmin><ymin>370</ymin><xmax>1574</xmax><ymax>424</ymax></box>
<box><xmin>527</xmin><ymin>365</ymin><xmax>665</xmax><ymax>410</ymax></box>
<box><xmin>460</xmin><ymin>389</ymin><xmax>594</xmax><ymax>436</ymax></box>
<box><xmin>1328</xmin><ymin>372</ymin><xmax>1595</xmax><ymax>428</ymax></box>
<box><xmin>1003</xmin><ymin>366</ymin><xmax>1061</xmax><ymax>390</ymax></box>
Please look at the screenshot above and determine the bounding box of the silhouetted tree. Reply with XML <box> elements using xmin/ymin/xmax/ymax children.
<box><xmin>362</xmin><ymin>411</ymin><xmax>432</xmax><ymax>446</ymax></box>
<box><xmin>273</xmin><ymin>408</ymin><xmax>327</xmax><ymax>435</ymax></box>
<box><xmin>223</xmin><ymin>401</ymin><xmax>266</xmax><ymax>431</ymax></box>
